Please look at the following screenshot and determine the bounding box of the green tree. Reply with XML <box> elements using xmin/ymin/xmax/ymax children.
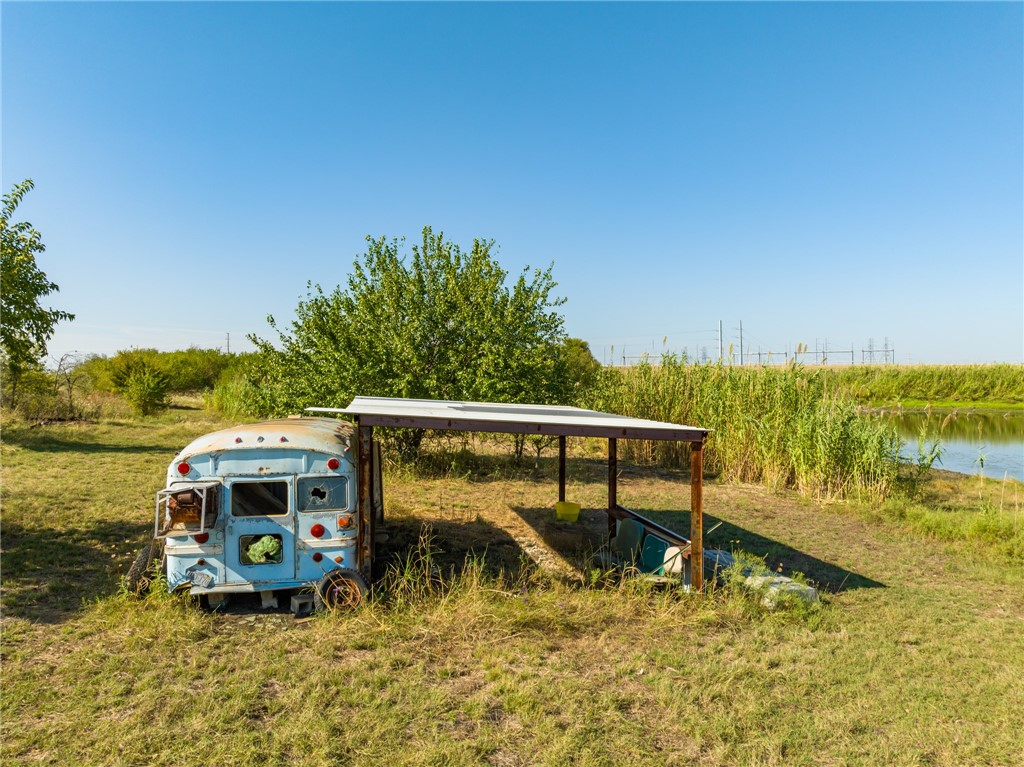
<box><xmin>1</xmin><ymin>180</ymin><xmax>74</xmax><ymax>401</ymax></box>
<box><xmin>110</xmin><ymin>350</ymin><xmax>170</xmax><ymax>416</ymax></box>
<box><xmin>517</xmin><ymin>338</ymin><xmax>604</xmax><ymax>464</ymax></box>
<box><xmin>246</xmin><ymin>227</ymin><xmax>566</xmax><ymax>456</ymax></box>
<box><xmin>555</xmin><ymin>338</ymin><xmax>602</xmax><ymax>405</ymax></box>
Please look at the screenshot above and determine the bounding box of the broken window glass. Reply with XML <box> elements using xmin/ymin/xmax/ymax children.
<box><xmin>298</xmin><ymin>477</ymin><xmax>348</xmax><ymax>512</ymax></box>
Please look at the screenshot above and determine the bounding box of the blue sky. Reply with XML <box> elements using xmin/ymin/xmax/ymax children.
<box><xmin>3</xmin><ymin>2</ymin><xmax>1022</xmax><ymax>365</ymax></box>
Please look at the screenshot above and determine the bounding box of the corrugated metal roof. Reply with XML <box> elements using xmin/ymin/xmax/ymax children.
<box><xmin>307</xmin><ymin>397</ymin><xmax>707</xmax><ymax>442</ymax></box>
<box><xmin>175</xmin><ymin>417</ymin><xmax>353</xmax><ymax>461</ymax></box>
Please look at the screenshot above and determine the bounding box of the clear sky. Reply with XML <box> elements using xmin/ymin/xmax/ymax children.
<box><xmin>3</xmin><ymin>2</ymin><xmax>1022</xmax><ymax>366</ymax></box>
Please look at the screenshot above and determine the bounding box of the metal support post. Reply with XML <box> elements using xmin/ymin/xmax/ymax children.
<box><xmin>558</xmin><ymin>435</ymin><xmax>566</xmax><ymax>503</ymax></box>
<box><xmin>690</xmin><ymin>440</ymin><xmax>704</xmax><ymax>592</ymax></box>
<box><xmin>608</xmin><ymin>438</ymin><xmax>617</xmax><ymax>538</ymax></box>
<box><xmin>358</xmin><ymin>423</ymin><xmax>374</xmax><ymax>580</ymax></box>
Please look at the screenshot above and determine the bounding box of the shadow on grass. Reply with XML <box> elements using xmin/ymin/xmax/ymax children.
<box><xmin>510</xmin><ymin>506</ymin><xmax>885</xmax><ymax>593</ymax></box>
<box><xmin>375</xmin><ymin>513</ymin><xmax>536</xmax><ymax>582</ymax></box>
<box><xmin>3</xmin><ymin>436</ymin><xmax>173</xmax><ymax>454</ymax></box>
<box><xmin>1</xmin><ymin>518</ymin><xmax>153</xmax><ymax>624</ymax></box>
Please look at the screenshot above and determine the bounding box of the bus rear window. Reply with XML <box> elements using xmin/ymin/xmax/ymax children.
<box><xmin>298</xmin><ymin>477</ymin><xmax>348</xmax><ymax>512</ymax></box>
<box><xmin>231</xmin><ymin>481</ymin><xmax>288</xmax><ymax>517</ymax></box>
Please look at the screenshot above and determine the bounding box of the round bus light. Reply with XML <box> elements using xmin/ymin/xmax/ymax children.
<box><xmin>312</xmin><ymin>552</ymin><xmax>323</xmax><ymax>563</ymax></box>
<box><xmin>327</xmin><ymin>457</ymin><xmax>340</xmax><ymax>470</ymax></box>
<box><xmin>337</xmin><ymin>517</ymin><xmax>352</xmax><ymax>529</ymax></box>
<box><xmin>310</xmin><ymin>523</ymin><xmax>326</xmax><ymax>538</ymax></box>
<box><xmin>334</xmin><ymin>556</ymin><xmax>343</xmax><ymax>563</ymax></box>
<box><xmin>197</xmin><ymin>559</ymin><xmax>206</xmax><ymax>566</ymax></box>
<box><xmin>193</xmin><ymin>533</ymin><xmax>209</xmax><ymax>544</ymax></box>
<box><xmin>177</xmin><ymin>462</ymin><xmax>191</xmax><ymax>475</ymax></box>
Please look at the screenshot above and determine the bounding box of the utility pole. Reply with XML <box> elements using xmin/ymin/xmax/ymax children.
<box><xmin>226</xmin><ymin>332</ymin><xmax>230</xmax><ymax>354</ymax></box>
<box><xmin>739</xmin><ymin>321</ymin><xmax>744</xmax><ymax>366</ymax></box>
<box><xmin>718</xmin><ymin>320</ymin><xmax>724</xmax><ymax>363</ymax></box>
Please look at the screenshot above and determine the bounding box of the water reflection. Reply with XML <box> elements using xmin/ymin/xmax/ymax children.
<box><xmin>879</xmin><ymin>409</ymin><xmax>1024</xmax><ymax>481</ymax></box>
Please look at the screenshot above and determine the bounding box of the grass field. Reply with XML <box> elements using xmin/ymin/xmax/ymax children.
<box><xmin>3</xmin><ymin>406</ymin><xmax>1024</xmax><ymax>766</ymax></box>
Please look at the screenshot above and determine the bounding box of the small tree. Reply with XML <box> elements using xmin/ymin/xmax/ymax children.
<box><xmin>247</xmin><ymin>227</ymin><xmax>567</xmax><ymax>458</ymax></box>
<box><xmin>111</xmin><ymin>351</ymin><xmax>169</xmax><ymax>416</ymax></box>
<box><xmin>1</xmin><ymin>180</ymin><xmax>74</xmax><ymax>403</ymax></box>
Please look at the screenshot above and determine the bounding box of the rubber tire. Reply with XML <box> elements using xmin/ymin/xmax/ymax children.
<box><xmin>314</xmin><ymin>568</ymin><xmax>369</xmax><ymax>612</ymax></box>
<box><xmin>124</xmin><ymin>538</ymin><xmax>163</xmax><ymax>596</ymax></box>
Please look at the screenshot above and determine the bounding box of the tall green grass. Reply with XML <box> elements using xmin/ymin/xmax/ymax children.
<box><xmin>202</xmin><ymin>368</ymin><xmax>257</xmax><ymax>420</ymax></box>
<box><xmin>830</xmin><ymin>363</ymin><xmax>1024</xmax><ymax>406</ymax></box>
<box><xmin>592</xmin><ymin>357</ymin><xmax>902</xmax><ymax>500</ymax></box>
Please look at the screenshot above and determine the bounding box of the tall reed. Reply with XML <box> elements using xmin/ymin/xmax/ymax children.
<box><xmin>830</xmin><ymin>363</ymin><xmax>1024</xmax><ymax>405</ymax></box>
<box><xmin>591</xmin><ymin>356</ymin><xmax>902</xmax><ymax>500</ymax></box>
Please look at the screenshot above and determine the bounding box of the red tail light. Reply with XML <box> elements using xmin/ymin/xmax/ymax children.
<box><xmin>310</xmin><ymin>523</ymin><xmax>326</xmax><ymax>538</ymax></box>
<box><xmin>312</xmin><ymin>552</ymin><xmax>323</xmax><ymax>562</ymax></box>
<box><xmin>177</xmin><ymin>462</ymin><xmax>190</xmax><ymax>475</ymax></box>
<box><xmin>193</xmin><ymin>533</ymin><xmax>209</xmax><ymax>544</ymax></box>
<box><xmin>327</xmin><ymin>457</ymin><xmax>340</xmax><ymax>470</ymax></box>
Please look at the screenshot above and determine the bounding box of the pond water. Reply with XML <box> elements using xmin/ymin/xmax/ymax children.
<box><xmin>881</xmin><ymin>409</ymin><xmax>1024</xmax><ymax>482</ymax></box>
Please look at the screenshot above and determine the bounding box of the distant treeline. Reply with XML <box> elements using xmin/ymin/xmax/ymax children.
<box><xmin>77</xmin><ymin>348</ymin><xmax>244</xmax><ymax>393</ymax></box>
<box><xmin>1</xmin><ymin>348</ymin><xmax>246</xmax><ymax>422</ymax></box>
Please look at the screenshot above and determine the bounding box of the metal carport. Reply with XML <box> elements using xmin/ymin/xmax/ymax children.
<box><xmin>308</xmin><ymin>397</ymin><xmax>711</xmax><ymax>589</ymax></box>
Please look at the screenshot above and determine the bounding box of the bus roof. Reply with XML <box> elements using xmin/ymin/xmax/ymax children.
<box><xmin>174</xmin><ymin>417</ymin><xmax>354</xmax><ymax>462</ymax></box>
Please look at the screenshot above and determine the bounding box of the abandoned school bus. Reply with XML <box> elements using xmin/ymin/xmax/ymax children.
<box><xmin>128</xmin><ymin>396</ymin><xmax>712</xmax><ymax>611</ymax></box>
<box><xmin>128</xmin><ymin>417</ymin><xmax>383</xmax><ymax>611</ymax></box>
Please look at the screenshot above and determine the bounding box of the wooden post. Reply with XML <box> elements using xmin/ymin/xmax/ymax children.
<box><xmin>357</xmin><ymin>423</ymin><xmax>374</xmax><ymax>580</ymax></box>
<box><xmin>608</xmin><ymin>438</ymin><xmax>617</xmax><ymax>538</ymax></box>
<box><xmin>690</xmin><ymin>440</ymin><xmax>704</xmax><ymax>592</ymax></box>
<box><xmin>558</xmin><ymin>435</ymin><xmax>566</xmax><ymax>503</ymax></box>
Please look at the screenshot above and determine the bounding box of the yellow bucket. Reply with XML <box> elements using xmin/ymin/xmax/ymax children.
<box><xmin>555</xmin><ymin>501</ymin><xmax>581</xmax><ymax>522</ymax></box>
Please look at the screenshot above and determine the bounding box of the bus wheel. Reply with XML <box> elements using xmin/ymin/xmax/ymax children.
<box><xmin>315</xmin><ymin>569</ymin><xmax>368</xmax><ymax>611</ymax></box>
<box><xmin>125</xmin><ymin>538</ymin><xmax>163</xmax><ymax>596</ymax></box>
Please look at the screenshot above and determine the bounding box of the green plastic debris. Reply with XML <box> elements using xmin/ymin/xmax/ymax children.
<box><xmin>246</xmin><ymin>535</ymin><xmax>281</xmax><ymax>563</ymax></box>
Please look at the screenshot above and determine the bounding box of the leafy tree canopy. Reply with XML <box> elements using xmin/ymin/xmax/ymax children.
<box><xmin>555</xmin><ymin>337</ymin><xmax>602</xmax><ymax>405</ymax></box>
<box><xmin>1</xmin><ymin>180</ymin><xmax>74</xmax><ymax>383</ymax></box>
<box><xmin>245</xmin><ymin>227</ymin><xmax>568</xmax><ymax>428</ymax></box>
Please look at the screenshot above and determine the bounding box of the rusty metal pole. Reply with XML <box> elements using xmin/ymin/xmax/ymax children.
<box><xmin>358</xmin><ymin>423</ymin><xmax>374</xmax><ymax>581</ymax></box>
<box><xmin>608</xmin><ymin>438</ymin><xmax>617</xmax><ymax>538</ymax></box>
<box><xmin>558</xmin><ymin>435</ymin><xmax>566</xmax><ymax>503</ymax></box>
<box><xmin>690</xmin><ymin>439</ymin><xmax>704</xmax><ymax>592</ymax></box>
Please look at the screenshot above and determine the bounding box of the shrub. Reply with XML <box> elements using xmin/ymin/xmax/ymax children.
<box><xmin>112</xmin><ymin>354</ymin><xmax>169</xmax><ymax>415</ymax></box>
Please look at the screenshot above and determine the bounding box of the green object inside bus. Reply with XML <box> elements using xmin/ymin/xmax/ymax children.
<box><xmin>245</xmin><ymin>535</ymin><xmax>281</xmax><ymax>564</ymax></box>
